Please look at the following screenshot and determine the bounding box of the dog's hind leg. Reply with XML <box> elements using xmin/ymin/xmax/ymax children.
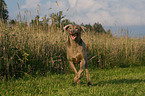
<box><xmin>85</xmin><ymin>63</ymin><xmax>93</xmax><ymax>86</ymax></box>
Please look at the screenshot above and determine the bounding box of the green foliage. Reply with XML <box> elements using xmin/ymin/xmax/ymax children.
<box><xmin>81</xmin><ymin>22</ymin><xmax>106</xmax><ymax>34</ymax></box>
<box><xmin>0</xmin><ymin>0</ymin><xmax>9</xmax><ymax>22</ymax></box>
<box><xmin>0</xmin><ymin>67</ymin><xmax>145</xmax><ymax>95</ymax></box>
<box><xmin>106</xmin><ymin>29</ymin><xmax>112</xmax><ymax>36</ymax></box>
<box><xmin>92</xmin><ymin>22</ymin><xmax>106</xmax><ymax>33</ymax></box>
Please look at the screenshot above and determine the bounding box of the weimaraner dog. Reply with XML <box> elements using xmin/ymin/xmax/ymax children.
<box><xmin>64</xmin><ymin>24</ymin><xmax>92</xmax><ymax>86</ymax></box>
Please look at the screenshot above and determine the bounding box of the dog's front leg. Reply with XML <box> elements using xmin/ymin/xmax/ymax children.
<box><xmin>69</xmin><ymin>61</ymin><xmax>77</xmax><ymax>74</ymax></box>
<box><xmin>74</xmin><ymin>59</ymin><xmax>85</xmax><ymax>83</ymax></box>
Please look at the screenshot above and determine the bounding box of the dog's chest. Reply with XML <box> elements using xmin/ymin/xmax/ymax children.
<box><xmin>72</xmin><ymin>45</ymin><xmax>82</xmax><ymax>53</ymax></box>
<box><xmin>71</xmin><ymin>49</ymin><xmax>83</xmax><ymax>63</ymax></box>
<box><xmin>67</xmin><ymin>45</ymin><xmax>84</xmax><ymax>61</ymax></box>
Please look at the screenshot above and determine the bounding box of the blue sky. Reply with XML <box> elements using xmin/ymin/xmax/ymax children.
<box><xmin>5</xmin><ymin>0</ymin><xmax>145</xmax><ymax>25</ymax></box>
<box><xmin>5</xmin><ymin>0</ymin><xmax>145</xmax><ymax>37</ymax></box>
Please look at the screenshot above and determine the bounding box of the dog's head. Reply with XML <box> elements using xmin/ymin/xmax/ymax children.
<box><xmin>64</xmin><ymin>24</ymin><xmax>86</xmax><ymax>40</ymax></box>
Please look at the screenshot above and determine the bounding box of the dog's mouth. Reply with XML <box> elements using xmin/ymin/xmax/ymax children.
<box><xmin>70</xmin><ymin>34</ymin><xmax>77</xmax><ymax>40</ymax></box>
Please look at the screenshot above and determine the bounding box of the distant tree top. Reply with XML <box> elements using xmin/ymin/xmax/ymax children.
<box><xmin>0</xmin><ymin>0</ymin><xmax>9</xmax><ymax>22</ymax></box>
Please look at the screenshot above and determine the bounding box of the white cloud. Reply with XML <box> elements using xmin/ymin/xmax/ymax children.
<box><xmin>21</xmin><ymin>0</ymin><xmax>41</xmax><ymax>9</ymax></box>
<box><xmin>68</xmin><ymin>0</ymin><xmax>77</xmax><ymax>8</ymax></box>
<box><xmin>19</xmin><ymin>0</ymin><xmax>145</xmax><ymax>26</ymax></box>
<box><xmin>72</xmin><ymin>0</ymin><xmax>145</xmax><ymax>25</ymax></box>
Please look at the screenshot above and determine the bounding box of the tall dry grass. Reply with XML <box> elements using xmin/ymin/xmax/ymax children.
<box><xmin>0</xmin><ymin>21</ymin><xmax>145</xmax><ymax>79</ymax></box>
<box><xmin>83</xmin><ymin>32</ymin><xmax>145</xmax><ymax>68</ymax></box>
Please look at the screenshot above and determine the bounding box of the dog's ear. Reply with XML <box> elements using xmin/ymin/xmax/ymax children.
<box><xmin>63</xmin><ymin>24</ymin><xmax>71</xmax><ymax>31</ymax></box>
<box><xmin>79</xmin><ymin>26</ymin><xmax>86</xmax><ymax>32</ymax></box>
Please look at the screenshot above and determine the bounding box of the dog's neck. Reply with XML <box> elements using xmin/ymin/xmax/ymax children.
<box><xmin>67</xmin><ymin>36</ymin><xmax>82</xmax><ymax>47</ymax></box>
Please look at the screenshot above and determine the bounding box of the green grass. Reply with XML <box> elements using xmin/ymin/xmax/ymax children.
<box><xmin>0</xmin><ymin>8</ymin><xmax>145</xmax><ymax>95</ymax></box>
<box><xmin>0</xmin><ymin>66</ymin><xmax>145</xmax><ymax>96</ymax></box>
<box><xmin>0</xmin><ymin>19</ymin><xmax>145</xmax><ymax>95</ymax></box>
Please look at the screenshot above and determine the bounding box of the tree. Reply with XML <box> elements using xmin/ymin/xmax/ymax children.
<box><xmin>9</xmin><ymin>19</ymin><xmax>16</xmax><ymax>25</ymax></box>
<box><xmin>92</xmin><ymin>22</ymin><xmax>106</xmax><ymax>33</ymax></box>
<box><xmin>0</xmin><ymin>0</ymin><xmax>9</xmax><ymax>22</ymax></box>
<box><xmin>84</xmin><ymin>24</ymin><xmax>93</xmax><ymax>32</ymax></box>
<box><xmin>106</xmin><ymin>29</ymin><xmax>112</xmax><ymax>36</ymax></box>
<box><xmin>50</xmin><ymin>11</ymin><xmax>65</xmax><ymax>28</ymax></box>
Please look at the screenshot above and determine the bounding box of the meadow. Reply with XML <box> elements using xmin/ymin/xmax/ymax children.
<box><xmin>0</xmin><ymin>66</ymin><xmax>145</xmax><ymax>95</ymax></box>
<box><xmin>0</xmin><ymin>19</ymin><xmax>145</xmax><ymax>95</ymax></box>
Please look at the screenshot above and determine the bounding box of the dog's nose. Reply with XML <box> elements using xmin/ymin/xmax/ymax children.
<box><xmin>71</xmin><ymin>29</ymin><xmax>76</xmax><ymax>32</ymax></box>
<box><xmin>70</xmin><ymin>29</ymin><xmax>77</xmax><ymax>34</ymax></box>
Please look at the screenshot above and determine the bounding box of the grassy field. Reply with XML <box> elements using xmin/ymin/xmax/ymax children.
<box><xmin>0</xmin><ymin>19</ymin><xmax>145</xmax><ymax>96</ymax></box>
<box><xmin>0</xmin><ymin>21</ymin><xmax>145</xmax><ymax>78</ymax></box>
<box><xmin>0</xmin><ymin>66</ymin><xmax>145</xmax><ymax>96</ymax></box>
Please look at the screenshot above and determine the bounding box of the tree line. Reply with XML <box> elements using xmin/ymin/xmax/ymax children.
<box><xmin>0</xmin><ymin>0</ymin><xmax>8</xmax><ymax>22</ymax></box>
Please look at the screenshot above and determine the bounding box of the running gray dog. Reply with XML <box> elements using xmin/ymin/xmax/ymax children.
<box><xmin>64</xmin><ymin>24</ymin><xmax>92</xmax><ymax>86</ymax></box>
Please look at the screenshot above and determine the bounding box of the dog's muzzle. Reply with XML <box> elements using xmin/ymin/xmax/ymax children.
<box><xmin>70</xmin><ymin>31</ymin><xmax>78</xmax><ymax>40</ymax></box>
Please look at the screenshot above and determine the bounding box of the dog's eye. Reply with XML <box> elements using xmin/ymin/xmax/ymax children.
<box><xmin>69</xmin><ymin>27</ymin><xmax>72</xmax><ymax>29</ymax></box>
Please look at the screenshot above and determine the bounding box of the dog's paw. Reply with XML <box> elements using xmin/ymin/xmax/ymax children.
<box><xmin>87</xmin><ymin>82</ymin><xmax>93</xmax><ymax>86</ymax></box>
<box><xmin>74</xmin><ymin>76</ymin><xmax>78</xmax><ymax>83</ymax></box>
<box><xmin>77</xmin><ymin>80</ymin><xmax>81</xmax><ymax>84</ymax></box>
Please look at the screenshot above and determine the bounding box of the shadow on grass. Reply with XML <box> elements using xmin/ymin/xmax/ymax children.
<box><xmin>94</xmin><ymin>79</ymin><xmax>145</xmax><ymax>86</ymax></box>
